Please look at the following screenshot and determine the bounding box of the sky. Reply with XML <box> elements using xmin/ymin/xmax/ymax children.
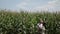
<box><xmin>0</xmin><ymin>0</ymin><xmax>60</xmax><ymax>12</ymax></box>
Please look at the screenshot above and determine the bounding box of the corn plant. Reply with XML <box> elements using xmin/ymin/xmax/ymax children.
<box><xmin>0</xmin><ymin>10</ymin><xmax>60</xmax><ymax>34</ymax></box>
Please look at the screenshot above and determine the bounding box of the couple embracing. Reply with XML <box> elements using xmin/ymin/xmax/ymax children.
<box><xmin>37</xmin><ymin>18</ymin><xmax>46</xmax><ymax>34</ymax></box>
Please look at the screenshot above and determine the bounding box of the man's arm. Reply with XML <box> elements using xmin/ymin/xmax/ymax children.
<box><xmin>43</xmin><ymin>22</ymin><xmax>46</xmax><ymax>27</ymax></box>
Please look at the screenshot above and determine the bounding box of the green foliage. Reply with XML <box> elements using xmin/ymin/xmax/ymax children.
<box><xmin>0</xmin><ymin>10</ymin><xmax>60</xmax><ymax>34</ymax></box>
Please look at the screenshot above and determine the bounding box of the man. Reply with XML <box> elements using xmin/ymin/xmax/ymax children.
<box><xmin>37</xmin><ymin>19</ymin><xmax>46</xmax><ymax>34</ymax></box>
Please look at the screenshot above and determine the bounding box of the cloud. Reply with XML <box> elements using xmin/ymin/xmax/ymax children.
<box><xmin>16</xmin><ymin>2</ymin><xmax>27</xmax><ymax>8</ymax></box>
<box><xmin>23</xmin><ymin>0</ymin><xmax>30</xmax><ymax>1</ymax></box>
<box><xmin>16</xmin><ymin>0</ymin><xmax>31</xmax><ymax>10</ymax></box>
<box><xmin>48</xmin><ymin>0</ymin><xmax>60</xmax><ymax>6</ymax></box>
<box><xmin>33</xmin><ymin>0</ymin><xmax>60</xmax><ymax>11</ymax></box>
<box><xmin>16</xmin><ymin>0</ymin><xmax>60</xmax><ymax>11</ymax></box>
<box><xmin>16</xmin><ymin>0</ymin><xmax>32</xmax><ymax>7</ymax></box>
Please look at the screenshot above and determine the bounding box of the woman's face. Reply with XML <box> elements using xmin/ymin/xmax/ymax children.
<box><xmin>40</xmin><ymin>21</ymin><xmax>43</xmax><ymax>23</ymax></box>
<box><xmin>40</xmin><ymin>19</ymin><xmax>43</xmax><ymax>23</ymax></box>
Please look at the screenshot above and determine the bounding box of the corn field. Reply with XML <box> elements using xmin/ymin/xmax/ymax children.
<box><xmin>0</xmin><ymin>10</ymin><xmax>60</xmax><ymax>34</ymax></box>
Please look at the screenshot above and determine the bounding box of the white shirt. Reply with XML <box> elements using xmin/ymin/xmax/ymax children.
<box><xmin>37</xmin><ymin>23</ymin><xmax>43</xmax><ymax>29</ymax></box>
